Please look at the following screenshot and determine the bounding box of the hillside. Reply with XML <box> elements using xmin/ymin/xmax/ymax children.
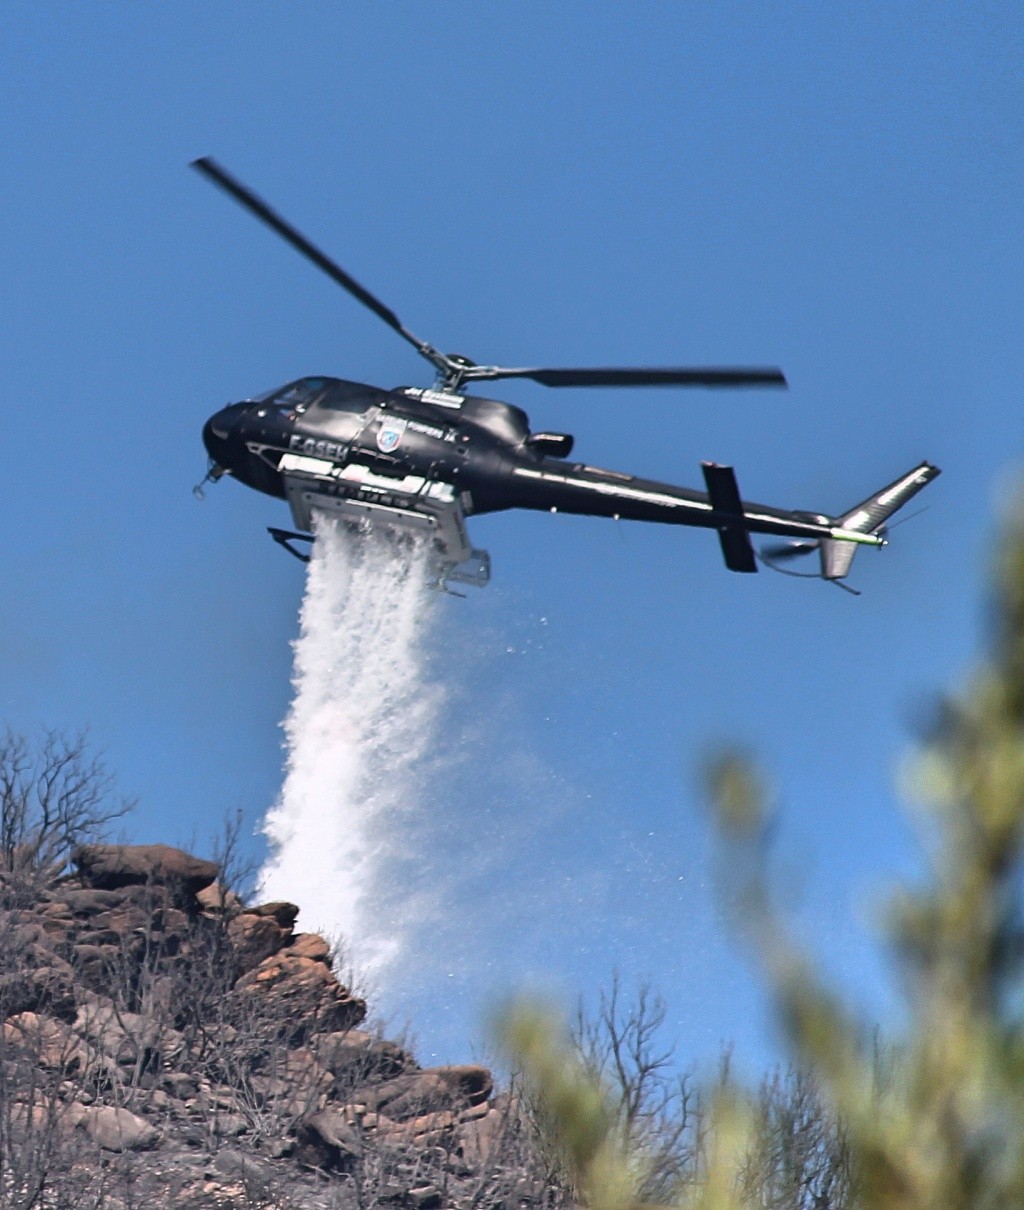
<box><xmin>0</xmin><ymin>842</ymin><xmax>562</xmax><ymax>1209</ymax></box>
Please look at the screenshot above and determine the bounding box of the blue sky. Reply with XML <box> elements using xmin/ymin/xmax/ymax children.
<box><xmin>1</xmin><ymin>3</ymin><xmax>1021</xmax><ymax>1069</ymax></box>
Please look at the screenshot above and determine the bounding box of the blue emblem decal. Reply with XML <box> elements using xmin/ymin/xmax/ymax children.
<box><xmin>377</xmin><ymin>417</ymin><xmax>408</xmax><ymax>453</ymax></box>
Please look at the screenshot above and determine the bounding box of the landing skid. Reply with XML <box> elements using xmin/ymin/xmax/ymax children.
<box><xmin>267</xmin><ymin>527</ymin><xmax>312</xmax><ymax>563</ymax></box>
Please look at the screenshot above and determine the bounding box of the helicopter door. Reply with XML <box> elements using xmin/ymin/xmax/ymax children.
<box><xmin>350</xmin><ymin>406</ymin><xmax>413</xmax><ymax>475</ymax></box>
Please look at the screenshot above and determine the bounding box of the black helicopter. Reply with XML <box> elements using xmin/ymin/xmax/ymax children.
<box><xmin>193</xmin><ymin>157</ymin><xmax>939</xmax><ymax>592</ymax></box>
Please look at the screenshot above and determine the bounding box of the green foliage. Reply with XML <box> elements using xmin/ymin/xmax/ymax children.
<box><xmin>496</xmin><ymin>1000</ymin><xmax>636</xmax><ymax>1210</ymax></box>
<box><xmin>499</xmin><ymin>503</ymin><xmax>1024</xmax><ymax>1209</ymax></box>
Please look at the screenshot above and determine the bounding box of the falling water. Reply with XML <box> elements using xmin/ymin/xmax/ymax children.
<box><xmin>257</xmin><ymin>516</ymin><xmax>443</xmax><ymax>974</ymax></box>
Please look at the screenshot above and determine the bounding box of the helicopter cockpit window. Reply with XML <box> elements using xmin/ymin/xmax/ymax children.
<box><xmin>316</xmin><ymin>380</ymin><xmax>382</xmax><ymax>412</ymax></box>
<box><xmin>266</xmin><ymin>377</ymin><xmax>333</xmax><ymax>412</ymax></box>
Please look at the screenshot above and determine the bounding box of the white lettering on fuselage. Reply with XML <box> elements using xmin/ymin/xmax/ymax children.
<box><xmin>406</xmin><ymin>420</ymin><xmax>445</xmax><ymax>440</ymax></box>
<box><xmin>289</xmin><ymin>434</ymin><xmax>349</xmax><ymax>461</ymax></box>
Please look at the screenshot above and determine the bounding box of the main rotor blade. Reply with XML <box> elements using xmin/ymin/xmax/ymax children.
<box><xmin>460</xmin><ymin>365</ymin><xmax>787</xmax><ymax>389</ymax></box>
<box><xmin>191</xmin><ymin>157</ymin><xmax>443</xmax><ymax>370</ymax></box>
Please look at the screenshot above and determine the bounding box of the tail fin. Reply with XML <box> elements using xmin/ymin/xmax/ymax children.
<box><xmin>821</xmin><ymin>461</ymin><xmax>940</xmax><ymax>580</ymax></box>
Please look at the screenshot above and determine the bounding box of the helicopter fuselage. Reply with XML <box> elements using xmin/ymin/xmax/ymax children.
<box><xmin>201</xmin><ymin>375</ymin><xmax>846</xmax><ymax>556</ymax></box>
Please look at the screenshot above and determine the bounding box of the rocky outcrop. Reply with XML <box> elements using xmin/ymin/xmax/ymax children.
<box><xmin>72</xmin><ymin>843</ymin><xmax>219</xmax><ymax>904</ymax></box>
<box><xmin>0</xmin><ymin>842</ymin><xmax>555</xmax><ymax>1209</ymax></box>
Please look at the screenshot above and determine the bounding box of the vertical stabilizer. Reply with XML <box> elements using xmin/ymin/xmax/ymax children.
<box><xmin>820</xmin><ymin>461</ymin><xmax>940</xmax><ymax>580</ymax></box>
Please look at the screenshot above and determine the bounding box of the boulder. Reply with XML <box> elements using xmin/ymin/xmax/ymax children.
<box><xmin>458</xmin><ymin>1104</ymin><xmax>507</xmax><ymax>1165</ymax></box>
<box><xmin>87</xmin><ymin>906</ymin><xmax>150</xmax><ymax>937</ymax></box>
<box><xmin>161</xmin><ymin>1071</ymin><xmax>198</xmax><ymax>1100</ymax></box>
<box><xmin>213</xmin><ymin>1148</ymin><xmax>270</xmax><ymax>1184</ymax></box>
<box><xmin>8</xmin><ymin>1096</ymin><xmax>60</xmax><ymax>1134</ymax></box>
<box><xmin>288</xmin><ymin>932</ymin><xmax>331</xmax><ymax>963</ymax></box>
<box><xmin>0</xmin><ymin>958</ymin><xmax>78</xmax><ymax>1021</ymax></box>
<box><xmin>72</xmin><ymin>844</ymin><xmax>218</xmax><ymax>905</ymax></box>
<box><xmin>227</xmin><ymin>912</ymin><xmax>288</xmax><ymax>973</ymax></box>
<box><xmin>74</xmin><ymin>1104</ymin><xmax>160</xmax><ymax>1152</ymax></box>
<box><xmin>365</xmin><ymin>1066</ymin><xmax>492</xmax><ymax>1120</ymax></box>
<box><xmin>70</xmin><ymin>943</ymin><xmax>119</xmax><ymax>992</ymax></box>
<box><xmin>74</xmin><ymin>990</ymin><xmax>183</xmax><ymax>1068</ymax></box>
<box><xmin>236</xmin><ymin>953</ymin><xmax>365</xmax><ymax>1039</ymax></box>
<box><xmin>296</xmin><ymin>1108</ymin><xmax>362</xmax><ymax>1169</ymax></box>
<box><xmin>58</xmin><ymin>888</ymin><xmax>132</xmax><ymax>918</ymax></box>
<box><xmin>3</xmin><ymin>1011</ymin><xmax>83</xmax><ymax>1072</ymax></box>
<box><xmin>315</xmin><ymin>1029</ymin><xmax>411</xmax><ymax>1080</ymax></box>
<box><xmin>244</xmin><ymin>901</ymin><xmax>299</xmax><ymax>931</ymax></box>
<box><xmin>211</xmin><ymin>1111</ymin><xmax>248</xmax><ymax>1138</ymax></box>
<box><xmin>374</xmin><ymin>1108</ymin><xmax>456</xmax><ymax>1142</ymax></box>
<box><xmin>196</xmin><ymin>882</ymin><xmax>242</xmax><ymax>915</ymax></box>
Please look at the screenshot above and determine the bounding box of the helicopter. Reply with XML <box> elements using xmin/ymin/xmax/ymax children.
<box><xmin>192</xmin><ymin>157</ymin><xmax>939</xmax><ymax>593</ymax></box>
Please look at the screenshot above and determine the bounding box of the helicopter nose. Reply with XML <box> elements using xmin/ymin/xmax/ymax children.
<box><xmin>202</xmin><ymin>403</ymin><xmax>246</xmax><ymax>463</ymax></box>
<box><xmin>202</xmin><ymin>415</ymin><xmax>226</xmax><ymax>462</ymax></box>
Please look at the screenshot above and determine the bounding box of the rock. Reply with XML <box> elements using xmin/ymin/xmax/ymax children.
<box><xmin>58</xmin><ymin>887</ymin><xmax>136</xmax><ymax>917</ymax></box>
<box><xmin>258</xmin><ymin>1136</ymin><xmax>294</xmax><ymax>1159</ymax></box>
<box><xmin>75</xmin><ymin>1105</ymin><xmax>160</xmax><ymax>1152</ymax></box>
<box><xmin>244</xmin><ymin>901</ymin><xmax>299</xmax><ymax>931</ymax></box>
<box><xmin>366</xmin><ymin>1066</ymin><xmax>492</xmax><ymax>1121</ymax></box>
<box><xmin>162</xmin><ymin>1071</ymin><xmax>198</xmax><ymax>1100</ymax></box>
<box><xmin>118</xmin><ymin>882</ymin><xmax>172</xmax><ymax>912</ymax></box>
<box><xmin>288</xmin><ymin>932</ymin><xmax>331</xmax><ymax>963</ymax></box>
<box><xmin>0</xmin><ymin>960</ymin><xmax>78</xmax><ymax>1020</ymax></box>
<box><xmin>236</xmin><ymin>953</ymin><xmax>365</xmax><ymax>1039</ymax></box>
<box><xmin>70</xmin><ymin>943</ymin><xmax>120</xmax><ymax>992</ymax></box>
<box><xmin>8</xmin><ymin>1096</ymin><xmax>58</xmax><ymax>1134</ymax></box>
<box><xmin>458</xmin><ymin>1105</ymin><xmax>506</xmax><ymax>1165</ymax></box>
<box><xmin>315</xmin><ymin>1028</ymin><xmax>411</xmax><ymax>1080</ymax></box>
<box><xmin>376</xmin><ymin>1108</ymin><xmax>456</xmax><ymax>1142</ymax></box>
<box><xmin>195</xmin><ymin>882</ymin><xmax>242</xmax><ymax>915</ymax></box>
<box><xmin>435</xmin><ymin>1064</ymin><xmax>493</xmax><ymax>1106</ymax></box>
<box><xmin>243</xmin><ymin>1047</ymin><xmax>331</xmax><ymax>1116</ymax></box>
<box><xmin>8</xmin><ymin>920</ymin><xmax>52</xmax><ymax>948</ymax></box>
<box><xmin>0</xmin><ymin>838</ymin><xmax>534</xmax><ymax>1206</ymax></box>
<box><xmin>227</xmin><ymin>912</ymin><xmax>288</xmax><ymax>973</ymax></box>
<box><xmin>213</xmin><ymin>1149</ymin><xmax>267</xmax><ymax>1183</ymax></box>
<box><xmin>296</xmin><ymin>1108</ymin><xmax>363</xmax><ymax>1169</ymax></box>
<box><xmin>3</xmin><ymin>1012</ymin><xmax>83</xmax><ymax>1071</ymax></box>
<box><xmin>38</xmin><ymin>914</ymin><xmax>75</xmax><ymax>944</ymax></box>
<box><xmin>74</xmin><ymin>989</ymin><xmax>183</xmax><ymax>1067</ymax></box>
<box><xmin>211</xmin><ymin>1111</ymin><xmax>248</xmax><ymax>1138</ymax></box>
<box><xmin>250</xmin><ymin>1073</ymin><xmax>306</xmax><ymax>1109</ymax></box>
<box><xmin>87</xmin><ymin>906</ymin><xmax>149</xmax><ymax>937</ymax></box>
<box><xmin>72</xmin><ymin>844</ymin><xmax>218</xmax><ymax>905</ymax></box>
<box><xmin>153</xmin><ymin>905</ymin><xmax>191</xmax><ymax>934</ymax></box>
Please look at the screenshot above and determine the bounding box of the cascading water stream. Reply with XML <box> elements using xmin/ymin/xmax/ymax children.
<box><xmin>258</xmin><ymin>518</ymin><xmax>443</xmax><ymax>974</ymax></box>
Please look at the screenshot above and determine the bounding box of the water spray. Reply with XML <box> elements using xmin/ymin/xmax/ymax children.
<box><xmin>258</xmin><ymin>517</ymin><xmax>443</xmax><ymax>973</ymax></box>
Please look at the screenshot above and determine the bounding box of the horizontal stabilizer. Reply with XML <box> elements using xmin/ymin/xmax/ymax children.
<box><xmin>702</xmin><ymin>461</ymin><xmax>757</xmax><ymax>573</ymax></box>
